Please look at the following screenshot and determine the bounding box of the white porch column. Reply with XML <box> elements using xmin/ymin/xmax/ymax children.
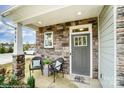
<box><xmin>13</xmin><ymin>23</ymin><xmax>25</xmax><ymax>80</ymax></box>
<box><xmin>14</xmin><ymin>23</ymin><xmax>23</xmax><ymax>55</ymax></box>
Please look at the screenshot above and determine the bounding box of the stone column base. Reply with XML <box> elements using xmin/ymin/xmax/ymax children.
<box><xmin>12</xmin><ymin>54</ymin><xmax>25</xmax><ymax>80</ymax></box>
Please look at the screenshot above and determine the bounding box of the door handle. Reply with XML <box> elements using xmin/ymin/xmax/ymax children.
<box><xmin>70</xmin><ymin>53</ymin><xmax>71</xmax><ymax>55</ymax></box>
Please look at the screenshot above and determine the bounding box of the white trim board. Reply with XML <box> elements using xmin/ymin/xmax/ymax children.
<box><xmin>113</xmin><ymin>5</ymin><xmax>117</xmax><ymax>88</ymax></box>
<box><xmin>98</xmin><ymin>15</ymin><xmax>101</xmax><ymax>80</ymax></box>
<box><xmin>69</xmin><ymin>24</ymin><xmax>93</xmax><ymax>78</ymax></box>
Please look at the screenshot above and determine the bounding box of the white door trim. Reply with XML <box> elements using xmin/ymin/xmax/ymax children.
<box><xmin>69</xmin><ymin>24</ymin><xmax>93</xmax><ymax>78</ymax></box>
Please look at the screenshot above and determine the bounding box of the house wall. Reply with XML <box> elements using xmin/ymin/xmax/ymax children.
<box><xmin>99</xmin><ymin>5</ymin><xmax>115</xmax><ymax>87</ymax></box>
<box><xmin>116</xmin><ymin>6</ymin><xmax>124</xmax><ymax>87</ymax></box>
<box><xmin>36</xmin><ymin>17</ymin><xmax>98</xmax><ymax>78</ymax></box>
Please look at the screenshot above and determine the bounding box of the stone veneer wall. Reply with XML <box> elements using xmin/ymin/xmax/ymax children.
<box><xmin>12</xmin><ymin>54</ymin><xmax>25</xmax><ymax>80</ymax></box>
<box><xmin>117</xmin><ymin>6</ymin><xmax>124</xmax><ymax>87</ymax></box>
<box><xmin>36</xmin><ymin>17</ymin><xmax>98</xmax><ymax>79</ymax></box>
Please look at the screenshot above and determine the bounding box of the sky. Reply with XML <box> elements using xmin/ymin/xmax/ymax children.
<box><xmin>0</xmin><ymin>5</ymin><xmax>36</xmax><ymax>44</ymax></box>
<box><xmin>0</xmin><ymin>26</ymin><xmax>36</xmax><ymax>44</ymax></box>
<box><xmin>0</xmin><ymin>5</ymin><xmax>14</xmax><ymax>13</ymax></box>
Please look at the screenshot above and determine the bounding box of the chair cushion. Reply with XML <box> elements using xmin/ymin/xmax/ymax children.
<box><xmin>32</xmin><ymin>60</ymin><xmax>41</xmax><ymax>67</ymax></box>
<box><xmin>55</xmin><ymin>61</ymin><xmax>62</xmax><ymax>70</ymax></box>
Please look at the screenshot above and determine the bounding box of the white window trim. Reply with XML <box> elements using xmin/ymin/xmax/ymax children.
<box><xmin>44</xmin><ymin>31</ymin><xmax>53</xmax><ymax>48</ymax></box>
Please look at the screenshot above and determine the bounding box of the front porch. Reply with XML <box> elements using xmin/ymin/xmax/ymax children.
<box><xmin>0</xmin><ymin>5</ymin><xmax>115</xmax><ymax>88</ymax></box>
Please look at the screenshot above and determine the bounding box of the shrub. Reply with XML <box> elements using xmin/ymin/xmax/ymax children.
<box><xmin>9</xmin><ymin>75</ymin><xmax>19</xmax><ymax>85</ymax></box>
<box><xmin>0</xmin><ymin>74</ymin><xmax>28</xmax><ymax>88</ymax></box>
<box><xmin>0</xmin><ymin>68</ymin><xmax>6</xmax><ymax>76</ymax></box>
<box><xmin>23</xmin><ymin>42</ymin><xmax>30</xmax><ymax>51</ymax></box>
<box><xmin>8</xmin><ymin>47</ymin><xmax>13</xmax><ymax>53</ymax></box>
<box><xmin>27</xmin><ymin>76</ymin><xmax>35</xmax><ymax>88</ymax></box>
<box><xmin>0</xmin><ymin>46</ymin><xmax>6</xmax><ymax>54</ymax></box>
<box><xmin>0</xmin><ymin>75</ymin><xmax>5</xmax><ymax>85</ymax></box>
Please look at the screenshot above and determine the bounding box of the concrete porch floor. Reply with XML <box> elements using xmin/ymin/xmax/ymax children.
<box><xmin>24</xmin><ymin>58</ymin><xmax>102</xmax><ymax>88</ymax></box>
<box><xmin>24</xmin><ymin>70</ymin><xmax>102</xmax><ymax>88</ymax></box>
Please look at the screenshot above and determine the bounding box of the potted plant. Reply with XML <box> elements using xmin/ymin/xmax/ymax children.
<box><xmin>43</xmin><ymin>58</ymin><xmax>51</xmax><ymax>76</ymax></box>
<box><xmin>27</xmin><ymin>75</ymin><xmax>35</xmax><ymax>88</ymax></box>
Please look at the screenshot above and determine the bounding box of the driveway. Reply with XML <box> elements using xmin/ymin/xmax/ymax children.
<box><xmin>0</xmin><ymin>53</ymin><xmax>34</xmax><ymax>65</ymax></box>
<box><xmin>0</xmin><ymin>53</ymin><xmax>13</xmax><ymax>65</ymax></box>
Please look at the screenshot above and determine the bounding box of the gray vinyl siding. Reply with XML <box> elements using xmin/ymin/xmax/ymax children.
<box><xmin>99</xmin><ymin>6</ymin><xmax>115</xmax><ymax>88</ymax></box>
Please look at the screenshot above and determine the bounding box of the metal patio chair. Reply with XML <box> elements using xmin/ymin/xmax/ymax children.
<box><xmin>49</xmin><ymin>58</ymin><xmax>64</xmax><ymax>82</ymax></box>
<box><xmin>29</xmin><ymin>56</ymin><xmax>44</xmax><ymax>76</ymax></box>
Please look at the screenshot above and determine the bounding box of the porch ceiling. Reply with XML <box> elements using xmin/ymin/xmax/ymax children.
<box><xmin>2</xmin><ymin>5</ymin><xmax>104</xmax><ymax>30</ymax></box>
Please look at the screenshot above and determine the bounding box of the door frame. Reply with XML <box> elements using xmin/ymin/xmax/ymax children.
<box><xmin>69</xmin><ymin>24</ymin><xmax>93</xmax><ymax>78</ymax></box>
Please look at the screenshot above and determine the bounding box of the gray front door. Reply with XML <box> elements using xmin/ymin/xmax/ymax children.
<box><xmin>71</xmin><ymin>33</ymin><xmax>90</xmax><ymax>76</ymax></box>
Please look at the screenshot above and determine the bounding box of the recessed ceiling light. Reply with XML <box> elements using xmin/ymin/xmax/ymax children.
<box><xmin>80</xmin><ymin>28</ymin><xmax>84</xmax><ymax>31</ymax></box>
<box><xmin>38</xmin><ymin>21</ymin><xmax>42</xmax><ymax>24</ymax></box>
<box><xmin>77</xmin><ymin>11</ymin><xmax>82</xmax><ymax>15</ymax></box>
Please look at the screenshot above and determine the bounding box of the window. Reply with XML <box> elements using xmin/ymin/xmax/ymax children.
<box><xmin>72</xmin><ymin>27</ymin><xmax>89</xmax><ymax>33</ymax></box>
<box><xmin>44</xmin><ymin>32</ymin><xmax>53</xmax><ymax>48</ymax></box>
<box><xmin>74</xmin><ymin>36</ymin><xmax>87</xmax><ymax>47</ymax></box>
